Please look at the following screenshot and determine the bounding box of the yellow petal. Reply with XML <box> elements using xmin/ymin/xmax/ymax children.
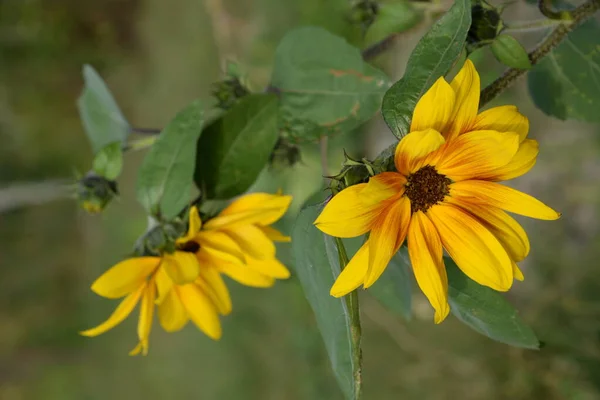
<box><xmin>197</xmin><ymin>267</ymin><xmax>232</xmax><ymax>315</ymax></box>
<box><xmin>365</xmin><ymin>196</ymin><xmax>411</xmax><ymax>288</ymax></box>
<box><xmin>449</xmin><ymin>180</ymin><xmax>561</xmax><ymax>220</ymax></box>
<box><xmin>161</xmin><ymin>251</ymin><xmax>200</xmax><ymax>285</ymax></box>
<box><xmin>184</xmin><ymin>206</ymin><xmax>202</xmax><ymax>240</ymax></box>
<box><xmin>472</xmin><ymin>105</ymin><xmax>529</xmax><ymax>142</ymax></box>
<box><xmin>129</xmin><ymin>342</ymin><xmax>144</xmax><ymax>356</ymax></box>
<box><xmin>314</xmin><ymin>184</ymin><xmax>381</xmax><ymax>238</ymax></box>
<box><xmin>480</xmin><ymin>139</ymin><xmax>539</xmax><ymax>181</ymax></box>
<box><xmin>449</xmin><ymin>200</ymin><xmax>530</xmax><ymax>261</ymax></box>
<box><xmin>436</xmin><ymin>130</ymin><xmax>519</xmax><ymax>182</ymax></box>
<box><xmin>158</xmin><ymin>289</ymin><xmax>189</xmax><ymax>332</ymax></box>
<box><xmin>410</xmin><ymin>77</ymin><xmax>455</xmax><ymax>134</ymax></box>
<box><xmin>407</xmin><ymin>211</ymin><xmax>450</xmax><ymax>324</ymax></box>
<box><xmin>154</xmin><ymin>266</ymin><xmax>173</xmax><ymax>305</ymax></box>
<box><xmin>446</xmin><ymin>59</ymin><xmax>480</xmax><ymax>140</ymax></box>
<box><xmin>177</xmin><ymin>284</ymin><xmax>222</xmax><ymax>340</ymax></box>
<box><xmin>360</xmin><ymin>172</ymin><xmax>405</xmax><ymax>207</ymax></box>
<box><xmin>131</xmin><ymin>279</ymin><xmax>156</xmax><ymax>356</ymax></box>
<box><xmin>394</xmin><ymin>129</ymin><xmax>445</xmax><ymax>176</ymax></box>
<box><xmin>260</xmin><ymin>225</ymin><xmax>291</xmax><ymax>242</ymax></box>
<box><xmin>197</xmin><ymin>231</ymin><xmax>246</xmax><ymax>262</ymax></box>
<box><xmin>80</xmin><ymin>283</ymin><xmax>145</xmax><ymax>337</ymax></box>
<box><xmin>91</xmin><ymin>257</ymin><xmax>160</xmax><ymax>299</ymax></box>
<box><xmin>224</xmin><ymin>224</ymin><xmax>276</xmax><ymax>260</ymax></box>
<box><xmin>246</xmin><ymin>257</ymin><xmax>291</xmax><ymax>280</ymax></box>
<box><xmin>330</xmin><ymin>241</ymin><xmax>369</xmax><ymax>297</ymax></box>
<box><xmin>428</xmin><ymin>203</ymin><xmax>513</xmax><ymax>291</ymax></box>
<box><xmin>216</xmin><ymin>262</ymin><xmax>275</xmax><ymax>288</ymax></box>
<box><xmin>204</xmin><ymin>193</ymin><xmax>292</xmax><ymax>229</ymax></box>
<box><xmin>512</xmin><ymin>262</ymin><xmax>525</xmax><ymax>281</ymax></box>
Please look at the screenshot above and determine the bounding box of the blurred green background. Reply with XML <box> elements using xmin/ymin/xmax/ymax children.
<box><xmin>2</xmin><ymin>0</ymin><xmax>600</xmax><ymax>399</ymax></box>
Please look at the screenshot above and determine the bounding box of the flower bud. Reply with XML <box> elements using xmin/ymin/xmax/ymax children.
<box><xmin>467</xmin><ymin>0</ymin><xmax>504</xmax><ymax>49</ymax></box>
<box><xmin>269</xmin><ymin>138</ymin><xmax>302</xmax><ymax>170</ymax></box>
<box><xmin>76</xmin><ymin>172</ymin><xmax>118</xmax><ymax>214</ymax></box>
<box><xmin>349</xmin><ymin>0</ymin><xmax>379</xmax><ymax>30</ymax></box>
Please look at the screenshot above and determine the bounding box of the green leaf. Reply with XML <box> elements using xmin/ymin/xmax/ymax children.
<box><xmin>136</xmin><ymin>100</ymin><xmax>204</xmax><ymax>220</ymax></box>
<box><xmin>491</xmin><ymin>34</ymin><xmax>531</xmax><ymax>69</ymax></box>
<box><xmin>447</xmin><ymin>258</ymin><xmax>540</xmax><ymax>349</ymax></box>
<box><xmin>368</xmin><ymin>247</ymin><xmax>412</xmax><ymax>321</ymax></box>
<box><xmin>527</xmin><ymin>18</ymin><xmax>600</xmax><ymax>123</ymax></box>
<box><xmin>272</xmin><ymin>26</ymin><xmax>389</xmax><ymax>140</ymax></box>
<box><xmin>292</xmin><ymin>202</ymin><xmax>358</xmax><ymax>400</ymax></box>
<box><xmin>77</xmin><ymin>65</ymin><xmax>129</xmax><ymax>153</ymax></box>
<box><xmin>194</xmin><ymin>94</ymin><xmax>279</xmax><ymax>199</ymax></box>
<box><xmin>365</xmin><ymin>2</ymin><xmax>422</xmax><ymax>47</ymax></box>
<box><xmin>92</xmin><ymin>142</ymin><xmax>123</xmax><ymax>180</ymax></box>
<box><xmin>382</xmin><ymin>0</ymin><xmax>471</xmax><ymax>138</ymax></box>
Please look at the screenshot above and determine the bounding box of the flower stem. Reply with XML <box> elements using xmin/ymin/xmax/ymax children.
<box><xmin>320</xmin><ymin>135</ymin><xmax>330</xmax><ymax>178</ymax></box>
<box><xmin>480</xmin><ymin>0</ymin><xmax>600</xmax><ymax>107</ymax></box>
<box><xmin>504</xmin><ymin>18</ymin><xmax>565</xmax><ymax>33</ymax></box>
<box><xmin>334</xmin><ymin>237</ymin><xmax>363</xmax><ymax>400</ymax></box>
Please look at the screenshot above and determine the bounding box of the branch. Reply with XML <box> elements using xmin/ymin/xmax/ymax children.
<box><xmin>361</xmin><ymin>34</ymin><xmax>399</xmax><ymax>61</ymax></box>
<box><xmin>334</xmin><ymin>237</ymin><xmax>363</xmax><ymax>400</ymax></box>
<box><xmin>480</xmin><ymin>0</ymin><xmax>599</xmax><ymax>107</ymax></box>
<box><xmin>129</xmin><ymin>127</ymin><xmax>161</xmax><ymax>135</ymax></box>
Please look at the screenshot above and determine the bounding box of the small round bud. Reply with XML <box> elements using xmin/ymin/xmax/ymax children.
<box><xmin>269</xmin><ymin>138</ymin><xmax>302</xmax><ymax>170</ymax></box>
<box><xmin>467</xmin><ymin>0</ymin><xmax>504</xmax><ymax>48</ymax></box>
<box><xmin>76</xmin><ymin>172</ymin><xmax>118</xmax><ymax>214</ymax></box>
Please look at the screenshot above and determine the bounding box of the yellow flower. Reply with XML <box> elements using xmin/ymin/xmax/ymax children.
<box><xmin>314</xmin><ymin>60</ymin><xmax>560</xmax><ymax>324</ymax></box>
<box><xmin>80</xmin><ymin>206</ymin><xmax>228</xmax><ymax>355</ymax></box>
<box><xmin>81</xmin><ymin>191</ymin><xmax>292</xmax><ymax>355</ymax></box>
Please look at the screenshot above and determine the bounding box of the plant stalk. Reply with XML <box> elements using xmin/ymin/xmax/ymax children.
<box><xmin>335</xmin><ymin>237</ymin><xmax>363</xmax><ymax>400</ymax></box>
<box><xmin>480</xmin><ymin>0</ymin><xmax>599</xmax><ymax>107</ymax></box>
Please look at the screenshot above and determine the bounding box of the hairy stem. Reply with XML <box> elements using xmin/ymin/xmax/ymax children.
<box><xmin>129</xmin><ymin>127</ymin><xmax>162</xmax><ymax>135</ymax></box>
<box><xmin>504</xmin><ymin>18</ymin><xmax>565</xmax><ymax>33</ymax></box>
<box><xmin>480</xmin><ymin>0</ymin><xmax>599</xmax><ymax>107</ymax></box>
<box><xmin>334</xmin><ymin>237</ymin><xmax>363</xmax><ymax>400</ymax></box>
<box><xmin>320</xmin><ymin>135</ymin><xmax>330</xmax><ymax>178</ymax></box>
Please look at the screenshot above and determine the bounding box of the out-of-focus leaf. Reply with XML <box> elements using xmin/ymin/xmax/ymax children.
<box><xmin>92</xmin><ymin>142</ymin><xmax>123</xmax><ymax>180</ymax></box>
<box><xmin>491</xmin><ymin>34</ymin><xmax>531</xmax><ymax>69</ymax></box>
<box><xmin>368</xmin><ymin>247</ymin><xmax>412</xmax><ymax>320</ymax></box>
<box><xmin>527</xmin><ymin>18</ymin><xmax>600</xmax><ymax>122</ymax></box>
<box><xmin>272</xmin><ymin>26</ymin><xmax>389</xmax><ymax>141</ymax></box>
<box><xmin>292</xmin><ymin>202</ymin><xmax>358</xmax><ymax>400</ymax></box>
<box><xmin>77</xmin><ymin>65</ymin><xmax>129</xmax><ymax>153</ymax></box>
<box><xmin>136</xmin><ymin>100</ymin><xmax>204</xmax><ymax>220</ymax></box>
<box><xmin>194</xmin><ymin>93</ymin><xmax>279</xmax><ymax>199</ymax></box>
<box><xmin>382</xmin><ymin>0</ymin><xmax>471</xmax><ymax>138</ymax></box>
<box><xmin>447</xmin><ymin>258</ymin><xmax>540</xmax><ymax>349</ymax></box>
<box><xmin>365</xmin><ymin>2</ymin><xmax>422</xmax><ymax>47</ymax></box>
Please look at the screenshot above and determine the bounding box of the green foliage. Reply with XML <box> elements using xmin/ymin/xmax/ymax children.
<box><xmin>368</xmin><ymin>248</ymin><xmax>412</xmax><ymax>321</ymax></box>
<box><xmin>491</xmin><ymin>34</ymin><xmax>531</xmax><ymax>69</ymax></box>
<box><xmin>136</xmin><ymin>100</ymin><xmax>204</xmax><ymax>220</ymax></box>
<box><xmin>292</xmin><ymin>202</ymin><xmax>359</xmax><ymax>400</ymax></box>
<box><xmin>382</xmin><ymin>0</ymin><xmax>471</xmax><ymax>138</ymax></box>
<box><xmin>194</xmin><ymin>94</ymin><xmax>279</xmax><ymax>199</ymax></box>
<box><xmin>77</xmin><ymin>65</ymin><xmax>129</xmax><ymax>153</ymax></box>
<box><xmin>527</xmin><ymin>18</ymin><xmax>600</xmax><ymax>123</ymax></box>
<box><xmin>272</xmin><ymin>26</ymin><xmax>389</xmax><ymax>141</ymax></box>
<box><xmin>92</xmin><ymin>142</ymin><xmax>123</xmax><ymax>180</ymax></box>
<box><xmin>447</xmin><ymin>259</ymin><xmax>540</xmax><ymax>349</ymax></box>
<box><xmin>364</xmin><ymin>2</ymin><xmax>422</xmax><ymax>47</ymax></box>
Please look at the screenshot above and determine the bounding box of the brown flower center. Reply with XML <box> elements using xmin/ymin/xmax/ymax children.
<box><xmin>178</xmin><ymin>240</ymin><xmax>200</xmax><ymax>253</ymax></box>
<box><xmin>405</xmin><ymin>165</ymin><xmax>451</xmax><ymax>213</ymax></box>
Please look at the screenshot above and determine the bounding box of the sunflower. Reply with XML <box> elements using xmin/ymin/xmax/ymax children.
<box><xmin>314</xmin><ymin>59</ymin><xmax>560</xmax><ymax>323</ymax></box>
<box><xmin>80</xmin><ymin>206</ymin><xmax>230</xmax><ymax>355</ymax></box>
<box><xmin>81</xmin><ymin>192</ymin><xmax>292</xmax><ymax>354</ymax></box>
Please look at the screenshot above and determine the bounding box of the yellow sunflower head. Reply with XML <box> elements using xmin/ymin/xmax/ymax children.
<box><xmin>80</xmin><ymin>191</ymin><xmax>294</xmax><ymax>355</ymax></box>
<box><xmin>314</xmin><ymin>59</ymin><xmax>560</xmax><ymax>324</ymax></box>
